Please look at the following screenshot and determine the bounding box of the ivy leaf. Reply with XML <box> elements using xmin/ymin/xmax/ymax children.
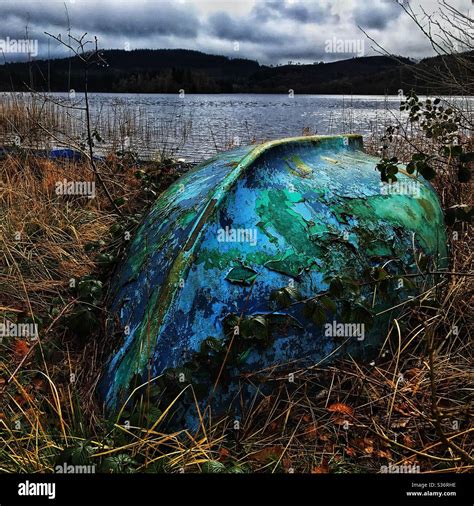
<box><xmin>417</xmin><ymin>163</ymin><xmax>436</xmax><ymax>180</ymax></box>
<box><xmin>443</xmin><ymin>145</ymin><xmax>462</xmax><ymax>157</ymax></box>
<box><xmin>329</xmin><ymin>278</ymin><xmax>344</xmax><ymax>298</ymax></box>
<box><xmin>303</xmin><ymin>300</ymin><xmax>327</xmax><ymax>326</ymax></box>
<box><xmin>351</xmin><ymin>304</ymin><xmax>374</xmax><ymax>329</ymax></box>
<box><xmin>240</xmin><ymin>315</ymin><xmax>268</xmax><ymax>340</ymax></box>
<box><xmin>399</xmin><ymin>277</ymin><xmax>416</xmax><ymax>290</ymax></box>
<box><xmin>144</xmin><ymin>406</ymin><xmax>163</xmax><ymax>425</ymax></box>
<box><xmin>225</xmin><ymin>265</ymin><xmax>258</xmax><ymax>286</ymax></box>
<box><xmin>77</xmin><ymin>278</ymin><xmax>103</xmax><ymax>303</ymax></box>
<box><xmin>371</xmin><ymin>267</ymin><xmax>389</xmax><ymax>281</ymax></box>
<box><xmin>200</xmin><ymin>336</ymin><xmax>223</xmax><ymax>355</ymax></box>
<box><xmin>96</xmin><ymin>252</ymin><xmax>116</xmax><ymax>267</ymax></box>
<box><xmin>319</xmin><ymin>296</ymin><xmax>337</xmax><ymax>314</ymax></box>
<box><xmin>269</xmin><ymin>286</ymin><xmax>301</xmax><ymax>309</ymax></box>
<box><xmin>228</xmin><ymin>465</ymin><xmax>248</xmax><ymax>473</ymax></box>
<box><xmin>67</xmin><ymin>305</ymin><xmax>99</xmax><ymax>338</ymax></box>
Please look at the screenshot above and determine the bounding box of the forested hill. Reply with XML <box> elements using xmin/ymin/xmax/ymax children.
<box><xmin>0</xmin><ymin>48</ymin><xmax>471</xmax><ymax>95</ymax></box>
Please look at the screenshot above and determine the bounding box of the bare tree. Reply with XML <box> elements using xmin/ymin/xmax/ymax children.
<box><xmin>44</xmin><ymin>30</ymin><xmax>122</xmax><ymax>215</ymax></box>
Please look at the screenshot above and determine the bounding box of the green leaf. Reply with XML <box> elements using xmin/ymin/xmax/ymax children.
<box><xmin>96</xmin><ymin>253</ymin><xmax>116</xmax><ymax>267</ymax></box>
<box><xmin>329</xmin><ymin>278</ymin><xmax>344</xmax><ymax>298</ymax></box>
<box><xmin>144</xmin><ymin>406</ymin><xmax>163</xmax><ymax>425</ymax></box>
<box><xmin>417</xmin><ymin>163</ymin><xmax>436</xmax><ymax>180</ymax></box>
<box><xmin>227</xmin><ymin>465</ymin><xmax>248</xmax><ymax>473</ymax></box>
<box><xmin>351</xmin><ymin>304</ymin><xmax>374</xmax><ymax>329</ymax></box>
<box><xmin>113</xmin><ymin>197</ymin><xmax>127</xmax><ymax>207</ymax></box>
<box><xmin>237</xmin><ymin>347</ymin><xmax>253</xmax><ymax>365</ymax></box>
<box><xmin>200</xmin><ymin>336</ymin><xmax>223</xmax><ymax>354</ymax></box>
<box><xmin>56</xmin><ymin>441</ymin><xmax>94</xmax><ymax>466</ymax></box>
<box><xmin>303</xmin><ymin>300</ymin><xmax>326</xmax><ymax>326</ymax></box>
<box><xmin>372</xmin><ymin>267</ymin><xmax>389</xmax><ymax>281</ymax></box>
<box><xmin>443</xmin><ymin>145</ymin><xmax>462</xmax><ymax>157</ymax></box>
<box><xmin>399</xmin><ymin>277</ymin><xmax>416</xmax><ymax>290</ymax></box>
<box><xmin>269</xmin><ymin>288</ymin><xmax>292</xmax><ymax>309</ymax></box>
<box><xmin>319</xmin><ymin>295</ymin><xmax>337</xmax><ymax>314</ymax></box>
<box><xmin>67</xmin><ymin>305</ymin><xmax>99</xmax><ymax>338</ymax></box>
<box><xmin>201</xmin><ymin>460</ymin><xmax>226</xmax><ymax>473</ymax></box>
<box><xmin>269</xmin><ymin>286</ymin><xmax>301</xmax><ymax>309</ymax></box>
<box><xmin>102</xmin><ymin>454</ymin><xmax>137</xmax><ymax>473</ymax></box>
<box><xmin>240</xmin><ymin>315</ymin><xmax>268</xmax><ymax>340</ymax></box>
<box><xmin>77</xmin><ymin>278</ymin><xmax>103</xmax><ymax>302</ymax></box>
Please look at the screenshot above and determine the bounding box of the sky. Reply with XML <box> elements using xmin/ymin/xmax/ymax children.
<box><xmin>0</xmin><ymin>0</ymin><xmax>472</xmax><ymax>64</ymax></box>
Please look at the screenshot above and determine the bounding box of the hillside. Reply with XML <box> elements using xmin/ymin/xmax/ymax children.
<box><xmin>0</xmin><ymin>48</ymin><xmax>471</xmax><ymax>94</ymax></box>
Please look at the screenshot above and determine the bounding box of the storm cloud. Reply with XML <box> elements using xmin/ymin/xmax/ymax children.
<box><xmin>353</xmin><ymin>0</ymin><xmax>403</xmax><ymax>30</ymax></box>
<box><xmin>0</xmin><ymin>0</ymin><xmax>468</xmax><ymax>64</ymax></box>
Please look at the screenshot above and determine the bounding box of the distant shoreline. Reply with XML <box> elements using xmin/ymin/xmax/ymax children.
<box><xmin>1</xmin><ymin>91</ymin><xmax>473</xmax><ymax>98</ymax></box>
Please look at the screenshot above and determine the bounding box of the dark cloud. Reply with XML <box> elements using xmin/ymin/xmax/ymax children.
<box><xmin>207</xmin><ymin>11</ymin><xmax>288</xmax><ymax>44</ymax></box>
<box><xmin>0</xmin><ymin>0</ymin><xmax>442</xmax><ymax>65</ymax></box>
<box><xmin>253</xmin><ymin>0</ymin><xmax>338</xmax><ymax>24</ymax></box>
<box><xmin>353</xmin><ymin>0</ymin><xmax>403</xmax><ymax>30</ymax></box>
<box><xmin>1</xmin><ymin>0</ymin><xmax>200</xmax><ymax>39</ymax></box>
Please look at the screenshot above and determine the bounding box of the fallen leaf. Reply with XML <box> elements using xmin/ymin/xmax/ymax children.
<box><xmin>251</xmin><ymin>445</ymin><xmax>284</xmax><ymax>463</ymax></box>
<box><xmin>218</xmin><ymin>448</ymin><xmax>230</xmax><ymax>462</ymax></box>
<box><xmin>32</xmin><ymin>378</ymin><xmax>45</xmax><ymax>391</ymax></box>
<box><xmin>345</xmin><ymin>446</ymin><xmax>357</xmax><ymax>457</ymax></box>
<box><xmin>377</xmin><ymin>449</ymin><xmax>392</xmax><ymax>459</ymax></box>
<box><xmin>391</xmin><ymin>418</ymin><xmax>410</xmax><ymax>428</ymax></box>
<box><xmin>393</xmin><ymin>403</ymin><xmax>413</xmax><ymax>416</ymax></box>
<box><xmin>404</xmin><ymin>368</ymin><xmax>422</xmax><ymax>379</ymax></box>
<box><xmin>302</xmin><ymin>424</ymin><xmax>318</xmax><ymax>441</ymax></box>
<box><xmin>403</xmin><ymin>435</ymin><xmax>415</xmax><ymax>448</ymax></box>
<box><xmin>364</xmin><ymin>444</ymin><xmax>374</xmax><ymax>455</ymax></box>
<box><xmin>311</xmin><ymin>458</ymin><xmax>329</xmax><ymax>473</ymax></box>
<box><xmin>332</xmin><ymin>415</ymin><xmax>352</xmax><ymax>427</ymax></box>
<box><xmin>327</xmin><ymin>403</ymin><xmax>354</xmax><ymax>416</ymax></box>
<box><xmin>13</xmin><ymin>339</ymin><xmax>29</xmax><ymax>359</ymax></box>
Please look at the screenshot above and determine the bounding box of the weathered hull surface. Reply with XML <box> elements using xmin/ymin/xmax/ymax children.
<box><xmin>101</xmin><ymin>135</ymin><xmax>447</xmax><ymax>423</ymax></box>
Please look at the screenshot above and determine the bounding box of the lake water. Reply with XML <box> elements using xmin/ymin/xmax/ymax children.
<box><xmin>1</xmin><ymin>92</ymin><xmax>472</xmax><ymax>161</ymax></box>
<box><xmin>85</xmin><ymin>93</ymin><xmax>401</xmax><ymax>160</ymax></box>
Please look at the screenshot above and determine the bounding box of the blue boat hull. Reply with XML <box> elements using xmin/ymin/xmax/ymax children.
<box><xmin>100</xmin><ymin>135</ymin><xmax>448</xmax><ymax>426</ymax></box>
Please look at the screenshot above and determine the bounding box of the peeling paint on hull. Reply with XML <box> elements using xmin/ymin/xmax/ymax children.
<box><xmin>101</xmin><ymin>135</ymin><xmax>448</xmax><ymax>425</ymax></box>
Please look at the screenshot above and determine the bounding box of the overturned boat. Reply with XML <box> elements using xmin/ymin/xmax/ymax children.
<box><xmin>101</xmin><ymin>134</ymin><xmax>447</xmax><ymax>425</ymax></box>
